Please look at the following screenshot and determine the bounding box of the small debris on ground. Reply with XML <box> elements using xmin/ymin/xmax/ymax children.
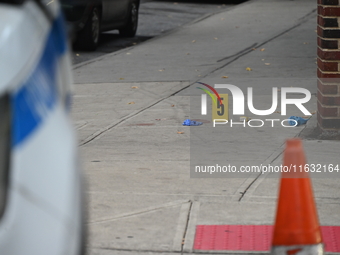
<box><xmin>288</xmin><ymin>116</ymin><xmax>310</xmax><ymax>126</ymax></box>
<box><xmin>182</xmin><ymin>119</ymin><xmax>203</xmax><ymax>126</ymax></box>
<box><xmin>240</xmin><ymin>116</ymin><xmax>250</xmax><ymax>122</ymax></box>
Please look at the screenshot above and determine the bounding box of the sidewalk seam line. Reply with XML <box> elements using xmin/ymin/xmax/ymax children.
<box><xmin>180</xmin><ymin>201</ymin><xmax>193</xmax><ymax>254</ymax></box>
<box><xmin>72</xmin><ymin>1</ymin><xmax>248</xmax><ymax>70</ymax></box>
<box><xmin>89</xmin><ymin>247</ymin><xmax>182</xmax><ymax>253</ymax></box>
<box><xmin>88</xmin><ymin>199</ymin><xmax>190</xmax><ymax>225</ymax></box>
<box><xmin>239</xmin><ymin>123</ymin><xmax>309</xmax><ymax>202</ymax></box>
<box><xmin>209</xmin><ymin>8</ymin><xmax>317</xmax><ymax>76</ymax></box>
<box><xmin>78</xmin><ymin>81</ymin><xmax>192</xmax><ymax>146</ymax></box>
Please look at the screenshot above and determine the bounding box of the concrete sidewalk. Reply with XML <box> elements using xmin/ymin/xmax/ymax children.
<box><xmin>71</xmin><ymin>0</ymin><xmax>340</xmax><ymax>254</ymax></box>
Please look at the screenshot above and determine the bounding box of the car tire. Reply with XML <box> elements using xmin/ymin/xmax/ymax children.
<box><xmin>75</xmin><ymin>7</ymin><xmax>100</xmax><ymax>51</ymax></box>
<box><xmin>119</xmin><ymin>1</ymin><xmax>138</xmax><ymax>37</ymax></box>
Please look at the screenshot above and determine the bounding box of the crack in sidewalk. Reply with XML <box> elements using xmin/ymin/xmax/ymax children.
<box><xmin>237</xmin><ymin>124</ymin><xmax>309</xmax><ymax>202</ymax></box>
<box><xmin>181</xmin><ymin>201</ymin><xmax>193</xmax><ymax>254</ymax></box>
<box><xmin>90</xmin><ymin>247</ymin><xmax>182</xmax><ymax>253</ymax></box>
<box><xmin>210</xmin><ymin>8</ymin><xmax>317</xmax><ymax>75</ymax></box>
<box><xmin>88</xmin><ymin>200</ymin><xmax>190</xmax><ymax>224</ymax></box>
<box><xmin>78</xmin><ymin>82</ymin><xmax>192</xmax><ymax>146</ymax></box>
<box><xmin>217</xmin><ymin>43</ymin><xmax>258</xmax><ymax>62</ymax></box>
<box><xmin>78</xmin><ymin>8</ymin><xmax>317</xmax><ymax>147</ymax></box>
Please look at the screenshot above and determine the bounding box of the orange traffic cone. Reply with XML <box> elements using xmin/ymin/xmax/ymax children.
<box><xmin>271</xmin><ymin>138</ymin><xmax>324</xmax><ymax>255</ymax></box>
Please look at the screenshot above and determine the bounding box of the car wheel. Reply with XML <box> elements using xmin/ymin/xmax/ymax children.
<box><xmin>119</xmin><ymin>1</ymin><xmax>138</xmax><ymax>37</ymax></box>
<box><xmin>75</xmin><ymin>7</ymin><xmax>100</xmax><ymax>51</ymax></box>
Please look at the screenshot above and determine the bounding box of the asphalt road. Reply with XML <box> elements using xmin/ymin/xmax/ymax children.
<box><xmin>71</xmin><ymin>0</ymin><xmax>240</xmax><ymax>65</ymax></box>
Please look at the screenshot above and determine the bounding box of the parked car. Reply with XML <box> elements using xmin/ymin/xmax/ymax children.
<box><xmin>61</xmin><ymin>0</ymin><xmax>140</xmax><ymax>50</ymax></box>
<box><xmin>0</xmin><ymin>0</ymin><xmax>85</xmax><ymax>254</ymax></box>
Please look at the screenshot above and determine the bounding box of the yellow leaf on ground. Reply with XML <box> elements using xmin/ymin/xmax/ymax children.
<box><xmin>128</xmin><ymin>102</ymin><xmax>135</xmax><ymax>105</ymax></box>
<box><xmin>260</xmin><ymin>48</ymin><xmax>265</xmax><ymax>51</ymax></box>
<box><xmin>119</xmin><ymin>78</ymin><xmax>124</xmax><ymax>80</ymax></box>
<box><xmin>131</xmin><ymin>86</ymin><xmax>138</xmax><ymax>89</ymax></box>
<box><xmin>246</xmin><ymin>67</ymin><xmax>252</xmax><ymax>71</ymax></box>
<box><xmin>177</xmin><ymin>131</ymin><xmax>184</xmax><ymax>134</ymax></box>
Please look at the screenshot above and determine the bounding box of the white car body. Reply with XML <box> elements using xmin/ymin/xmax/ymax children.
<box><xmin>0</xmin><ymin>1</ymin><xmax>84</xmax><ymax>254</ymax></box>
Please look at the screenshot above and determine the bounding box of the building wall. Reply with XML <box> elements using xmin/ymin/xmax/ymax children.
<box><xmin>317</xmin><ymin>0</ymin><xmax>340</xmax><ymax>130</ymax></box>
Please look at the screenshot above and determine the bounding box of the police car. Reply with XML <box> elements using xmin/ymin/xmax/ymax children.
<box><xmin>0</xmin><ymin>0</ymin><xmax>85</xmax><ymax>254</ymax></box>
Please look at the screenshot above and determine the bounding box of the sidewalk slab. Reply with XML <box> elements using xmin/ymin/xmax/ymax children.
<box><xmin>73</xmin><ymin>0</ymin><xmax>317</xmax><ymax>84</ymax></box>
<box><xmin>89</xmin><ymin>202</ymin><xmax>190</xmax><ymax>252</ymax></box>
<box><xmin>70</xmin><ymin>0</ymin><xmax>340</xmax><ymax>254</ymax></box>
<box><xmin>73</xmin><ymin>81</ymin><xmax>190</xmax><ymax>144</ymax></box>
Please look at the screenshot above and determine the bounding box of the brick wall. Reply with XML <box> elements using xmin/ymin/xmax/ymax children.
<box><xmin>317</xmin><ymin>0</ymin><xmax>340</xmax><ymax>130</ymax></box>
